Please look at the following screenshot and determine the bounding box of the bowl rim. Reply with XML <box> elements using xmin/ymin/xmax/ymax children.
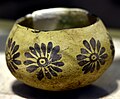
<box><xmin>15</xmin><ymin>8</ymin><xmax>101</xmax><ymax>32</ymax></box>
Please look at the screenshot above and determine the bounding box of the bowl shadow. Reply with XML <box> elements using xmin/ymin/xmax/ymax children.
<box><xmin>12</xmin><ymin>81</ymin><xmax>109</xmax><ymax>99</ymax></box>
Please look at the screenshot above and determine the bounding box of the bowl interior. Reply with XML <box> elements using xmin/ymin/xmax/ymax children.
<box><xmin>18</xmin><ymin>8</ymin><xmax>97</xmax><ymax>31</ymax></box>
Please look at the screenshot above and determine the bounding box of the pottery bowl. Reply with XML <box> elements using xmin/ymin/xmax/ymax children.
<box><xmin>5</xmin><ymin>8</ymin><xmax>115</xmax><ymax>91</ymax></box>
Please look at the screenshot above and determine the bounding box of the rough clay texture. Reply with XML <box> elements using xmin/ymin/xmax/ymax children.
<box><xmin>5</xmin><ymin>18</ymin><xmax>114</xmax><ymax>91</ymax></box>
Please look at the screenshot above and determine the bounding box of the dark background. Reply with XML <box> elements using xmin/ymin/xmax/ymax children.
<box><xmin>0</xmin><ymin>0</ymin><xmax>120</xmax><ymax>28</ymax></box>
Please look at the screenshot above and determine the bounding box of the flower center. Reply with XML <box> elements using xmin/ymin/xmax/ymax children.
<box><xmin>37</xmin><ymin>57</ymin><xmax>48</xmax><ymax>67</ymax></box>
<box><xmin>6</xmin><ymin>52</ymin><xmax>12</xmax><ymax>61</ymax></box>
<box><xmin>90</xmin><ymin>53</ymin><xmax>99</xmax><ymax>62</ymax></box>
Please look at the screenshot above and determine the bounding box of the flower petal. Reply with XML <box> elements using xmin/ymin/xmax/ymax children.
<box><xmin>8</xmin><ymin>65</ymin><xmax>15</xmax><ymax>73</ymax></box>
<box><xmin>50</xmin><ymin>66</ymin><xmax>62</xmax><ymax>72</ymax></box>
<box><xmin>78</xmin><ymin>60</ymin><xmax>89</xmax><ymax>66</ymax></box>
<box><xmin>12</xmin><ymin>45</ymin><xmax>19</xmax><ymax>54</ymax></box>
<box><xmin>76</xmin><ymin>54</ymin><xmax>87</xmax><ymax>61</ymax></box>
<box><xmin>82</xmin><ymin>62</ymin><xmax>91</xmax><ymax>71</ymax></box>
<box><xmin>37</xmin><ymin>69</ymin><xmax>44</xmax><ymax>80</ymax></box>
<box><xmin>51</xmin><ymin>46</ymin><xmax>60</xmax><ymax>56</ymax></box>
<box><xmin>90</xmin><ymin>38</ymin><xmax>96</xmax><ymax>52</ymax></box>
<box><xmin>110</xmin><ymin>41</ymin><xmax>114</xmax><ymax>49</ymax></box>
<box><xmin>81</xmin><ymin>48</ymin><xmax>90</xmax><ymax>54</ymax></box>
<box><xmin>110</xmin><ymin>40</ymin><xmax>115</xmax><ymax>56</ymax></box>
<box><xmin>13</xmin><ymin>52</ymin><xmax>20</xmax><ymax>59</ymax></box>
<box><xmin>90</xmin><ymin>63</ymin><xmax>95</xmax><ymax>73</ymax></box>
<box><xmin>25</xmin><ymin>52</ymin><xmax>35</xmax><ymax>58</ymax></box>
<box><xmin>26</xmin><ymin>65</ymin><xmax>38</xmax><ymax>73</ymax></box>
<box><xmin>99</xmin><ymin>47</ymin><xmax>105</xmax><ymax>55</ymax></box>
<box><xmin>50</xmin><ymin>46</ymin><xmax>61</xmax><ymax>62</ymax></box>
<box><xmin>48</xmin><ymin>66</ymin><xmax>57</xmax><ymax>77</ymax></box>
<box><xmin>100</xmin><ymin>53</ymin><xmax>108</xmax><ymax>59</ymax></box>
<box><xmin>41</xmin><ymin>43</ymin><xmax>46</xmax><ymax>57</ymax></box>
<box><xmin>44</xmin><ymin>68</ymin><xmax>51</xmax><ymax>79</ymax></box>
<box><xmin>47</xmin><ymin>42</ymin><xmax>53</xmax><ymax>53</ymax></box>
<box><xmin>11</xmin><ymin>61</ymin><xmax>18</xmax><ymax>70</ymax></box>
<box><xmin>11</xmin><ymin>41</ymin><xmax>15</xmax><ymax>51</ymax></box>
<box><xmin>97</xmin><ymin>40</ymin><xmax>101</xmax><ymax>53</ymax></box>
<box><xmin>51</xmin><ymin>54</ymin><xmax>62</xmax><ymax>62</ymax></box>
<box><xmin>13</xmin><ymin>60</ymin><xmax>21</xmax><ymax>65</ymax></box>
<box><xmin>29</xmin><ymin>46</ymin><xmax>38</xmax><ymax>57</ymax></box>
<box><xmin>96</xmin><ymin>61</ymin><xmax>100</xmax><ymax>70</ymax></box>
<box><xmin>112</xmin><ymin>50</ymin><xmax>115</xmax><ymax>57</ymax></box>
<box><xmin>99</xmin><ymin>59</ymin><xmax>105</xmax><ymax>65</ymax></box>
<box><xmin>83</xmin><ymin>64</ymin><xmax>92</xmax><ymax>74</ymax></box>
<box><xmin>8</xmin><ymin>38</ymin><xmax>12</xmax><ymax>48</ymax></box>
<box><xmin>110</xmin><ymin>44</ymin><xmax>114</xmax><ymax>50</ymax></box>
<box><xmin>52</xmin><ymin>62</ymin><xmax>64</xmax><ymax>66</ymax></box>
<box><xmin>24</xmin><ymin>60</ymin><xmax>35</xmax><ymax>65</ymax></box>
<box><xmin>34</xmin><ymin>43</ymin><xmax>41</xmax><ymax>57</ymax></box>
<box><xmin>83</xmin><ymin>40</ymin><xmax>92</xmax><ymax>52</ymax></box>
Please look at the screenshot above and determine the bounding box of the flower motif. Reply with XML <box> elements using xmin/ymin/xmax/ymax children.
<box><xmin>76</xmin><ymin>37</ymin><xmax>108</xmax><ymax>74</ymax></box>
<box><xmin>109</xmin><ymin>39</ymin><xmax>115</xmax><ymax>57</ymax></box>
<box><xmin>24</xmin><ymin>42</ymin><xmax>64</xmax><ymax>80</ymax></box>
<box><xmin>107</xmin><ymin>34</ymin><xmax>115</xmax><ymax>57</ymax></box>
<box><xmin>6</xmin><ymin>38</ymin><xmax>21</xmax><ymax>73</ymax></box>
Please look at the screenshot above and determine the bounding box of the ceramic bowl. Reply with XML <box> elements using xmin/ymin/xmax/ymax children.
<box><xmin>5</xmin><ymin>8</ymin><xmax>115</xmax><ymax>91</ymax></box>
